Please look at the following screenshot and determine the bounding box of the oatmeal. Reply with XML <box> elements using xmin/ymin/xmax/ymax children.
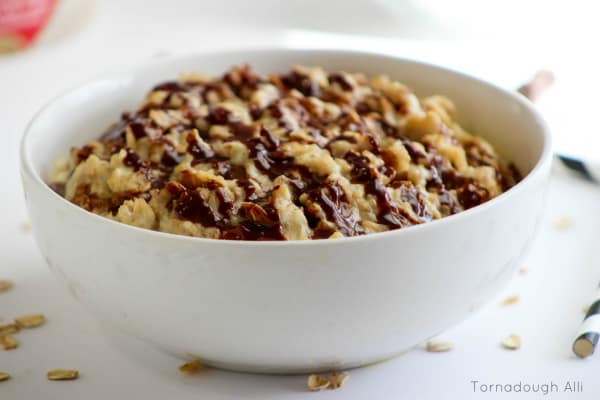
<box><xmin>49</xmin><ymin>65</ymin><xmax>520</xmax><ymax>240</ymax></box>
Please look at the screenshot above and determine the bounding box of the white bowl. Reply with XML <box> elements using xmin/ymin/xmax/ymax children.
<box><xmin>20</xmin><ymin>49</ymin><xmax>552</xmax><ymax>373</ymax></box>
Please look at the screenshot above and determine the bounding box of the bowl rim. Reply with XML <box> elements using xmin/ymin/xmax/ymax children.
<box><xmin>20</xmin><ymin>47</ymin><xmax>553</xmax><ymax>247</ymax></box>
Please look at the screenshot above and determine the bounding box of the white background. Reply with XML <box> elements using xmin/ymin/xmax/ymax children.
<box><xmin>1</xmin><ymin>1</ymin><xmax>599</xmax><ymax>398</ymax></box>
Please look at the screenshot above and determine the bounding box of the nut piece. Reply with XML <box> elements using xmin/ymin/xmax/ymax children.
<box><xmin>328</xmin><ymin>372</ymin><xmax>349</xmax><ymax>389</ymax></box>
<box><xmin>307</xmin><ymin>374</ymin><xmax>331</xmax><ymax>391</ymax></box>
<box><xmin>501</xmin><ymin>334</ymin><xmax>522</xmax><ymax>350</ymax></box>
<box><xmin>425</xmin><ymin>340</ymin><xmax>454</xmax><ymax>352</ymax></box>
<box><xmin>0</xmin><ymin>372</ymin><xmax>10</xmax><ymax>382</ymax></box>
<box><xmin>501</xmin><ymin>295</ymin><xmax>520</xmax><ymax>306</ymax></box>
<box><xmin>15</xmin><ymin>314</ymin><xmax>46</xmax><ymax>329</ymax></box>
<box><xmin>47</xmin><ymin>369</ymin><xmax>79</xmax><ymax>381</ymax></box>
<box><xmin>178</xmin><ymin>359</ymin><xmax>202</xmax><ymax>374</ymax></box>
<box><xmin>0</xmin><ymin>323</ymin><xmax>19</xmax><ymax>335</ymax></box>
<box><xmin>1</xmin><ymin>334</ymin><xmax>17</xmax><ymax>350</ymax></box>
<box><xmin>0</xmin><ymin>280</ymin><xmax>12</xmax><ymax>292</ymax></box>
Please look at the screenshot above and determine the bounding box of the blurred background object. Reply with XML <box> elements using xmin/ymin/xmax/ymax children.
<box><xmin>8</xmin><ymin>0</ymin><xmax>598</xmax><ymax>51</ymax></box>
<box><xmin>0</xmin><ymin>0</ymin><xmax>56</xmax><ymax>52</ymax></box>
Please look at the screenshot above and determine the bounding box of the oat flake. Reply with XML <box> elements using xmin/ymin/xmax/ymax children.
<box><xmin>0</xmin><ymin>323</ymin><xmax>19</xmax><ymax>335</ymax></box>
<box><xmin>501</xmin><ymin>334</ymin><xmax>522</xmax><ymax>350</ymax></box>
<box><xmin>0</xmin><ymin>334</ymin><xmax>17</xmax><ymax>350</ymax></box>
<box><xmin>0</xmin><ymin>280</ymin><xmax>12</xmax><ymax>292</ymax></box>
<box><xmin>15</xmin><ymin>314</ymin><xmax>46</xmax><ymax>329</ymax></box>
<box><xmin>328</xmin><ymin>372</ymin><xmax>349</xmax><ymax>389</ymax></box>
<box><xmin>307</xmin><ymin>374</ymin><xmax>331</xmax><ymax>391</ymax></box>
<box><xmin>178</xmin><ymin>360</ymin><xmax>202</xmax><ymax>373</ymax></box>
<box><xmin>555</xmin><ymin>217</ymin><xmax>575</xmax><ymax>230</ymax></box>
<box><xmin>47</xmin><ymin>369</ymin><xmax>79</xmax><ymax>381</ymax></box>
<box><xmin>502</xmin><ymin>295</ymin><xmax>520</xmax><ymax>306</ymax></box>
<box><xmin>426</xmin><ymin>340</ymin><xmax>454</xmax><ymax>352</ymax></box>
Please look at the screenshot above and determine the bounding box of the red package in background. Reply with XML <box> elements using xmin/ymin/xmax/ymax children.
<box><xmin>0</xmin><ymin>0</ymin><xmax>56</xmax><ymax>52</ymax></box>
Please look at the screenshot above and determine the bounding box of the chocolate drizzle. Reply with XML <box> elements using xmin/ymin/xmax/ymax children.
<box><xmin>56</xmin><ymin>64</ymin><xmax>521</xmax><ymax>240</ymax></box>
<box><xmin>281</xmin><ymin>70</ymin><xmax>320</xmax><ymax>97</ymax></box>
<box><xmin>166</xmin><ymin>181</ymin><xmax>219</xmax><ymax>227</ymax></box>
<box><xmin>307</xmin><ymin>182</ymin><xmax>363</xmax><ymax>237</ymax></box>
<box><xmin>187</xmin><ymin>131</ymin><xmax>215</xmax><ymax>163</ymax></box>
<box><xmin>344</xmin><ymin>151</ymin><xmax>417</xmax><ymax>228</ymax></box>
<box><xmin>328</xmin><ymin>73</ymin><xmax>353</xmax><ymax>91</ymax></box>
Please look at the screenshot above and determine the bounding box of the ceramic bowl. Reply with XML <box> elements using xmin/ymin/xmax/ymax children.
<box><xmin>20</xmin><ymin>49</ymin><xmax>552</xmax><ymax>373</ymax></box>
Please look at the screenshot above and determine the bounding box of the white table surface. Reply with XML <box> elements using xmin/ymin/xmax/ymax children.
<box><xmin>1</xmin><ymin>1</ymin><xmax>599</xmax><ymax>399</ymax></box>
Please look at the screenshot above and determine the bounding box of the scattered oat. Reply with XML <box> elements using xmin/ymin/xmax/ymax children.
<box><xmin>307</xmin><ymin>374</ymin><xmax>331</xmax><ymax>391</ymax></box>
<box><xmin>0</xmin><ymin>372</ymin><xmax>10</xmax><ymax>382</ymax></box>
<box><xmin>328</xmin><ymin>372</ymin><xmax>349</xmax><ymax>389</ymax></box>
<box><xmin>555</xmin><ymin>217</ymin><xmax>575</xmax><ymax>231</ymax></box>
<box><xmin>501</xmin><ymin>334</ymin><xmax>522</xmax><ymax>350</ymax></box>
<box><xmin>178</xmin><ymin>359</ymin><xmax>202</xmax><ymax>373</ymax></box>
<box><xmin>501</xmin><ymin>295</ymin><xmax>520</xmax><ymax>306</ymax></box>
<box><xmin>519</xmin><ymin>267</ymin><xmax>528</xmax><ymax>275</ymax></box>
<box><xmin>22</xmin><ymin>221</ymin><xmax>32</xmax><ymax>233</ymax></box>
<box><xmin>1</xmin><ymin>334</ymin><xmax>18</xmax><ymax>350</ymax></box>
<box><xmin>0</xmin><ymin>323</ymin><xmax>19</xmax><ymax>335</ymax></box>
<box><xmin>306</xmin><ymin>372</ymin><xmax>349</xmax><ymax>391</ymax></box>
<box><xmin>15</xmin><ymin>314</ymin><xmax>46</xmax><ymax>329</ymax></box>
<box><xmin>47</xmin><ymin>369</ymin><xmax>79</xmax><ymax>381</ymax></box>
<box><xmin>0</xmin><ymin>280</ymin><xmax>12</xmax><ymax>292</ymax></box>
<box><xmin>425</xmin><ymin>340</ymin><xmax>454</xmax><ymax>352</ymax></box>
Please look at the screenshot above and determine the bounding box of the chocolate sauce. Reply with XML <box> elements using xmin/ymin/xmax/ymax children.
<box><xmin>328</xmin><ymin>73</ymin><xmax>353</xmax><ymax>91</ymax></box>
<box><xmin>237</xmin><ymin>179</ymin><xmax>259</xmax><ymax>202</ymax></box>
<box><xmin>437</xmin><ymin>189</ymin><xmax>462</xmax><ymax>216</ymax></box>
<box><xmin>221</xmin><ymin>202</ymin><xmax>285</xmax><ymax>241</ymax></box>
<box><xmin>309</xmin><ymin>182</ymin><xmax>362</xmax><ymax>236</ymax></box>
<box><xmin>228</xmin><ymin>122</ymin><xmax>255</xmax><ymax>139</ymax></box>
<box><xmin>49</xmin><ymin>182</ymin><xmax>65</xmax><ymax>197</ymax></box>
<box><xmin>186</xmin><ymin>131</ymin><xmax>215</xmax><ymax>163</ymax></box>
<box><xmin>222</xmin><ymin>64</ymin><xmax>259</xmax><ymax>97</ymax></box>
<box><xmin>75</xmin><ymin>145</ymin><xmax>94</xmax><ymax>163</ymax></box>
<box><xmin>394</xmin><ymin>180</ymin><xmax>432</xmax><ymax>221</ymax></box>
<box><xmin>122</xmin><ymin>148</ymin><xmax>145</xmax><ymax>170</ymax></box>
<box><xmin>402</xmin><ymin>140</ymin><xmax>428</xmax><ymax>162</ymax></box>
<box><xmin>99</xmin><ymin>113</ymin><xmax>131</xmax><ymax>141</ymax></box>
<box><xmin>214</xmin><ymin>186</ymin><xmax>233</xmax><ymax>217</ymax></box>
<box><xmin>212</xmin><ymin>160</ymin><xmax>243</xmax><ymax>180</ymax></box>
<box><xmin>281</xmin><ymin>70</ymin><xmax>320</xmax><ymax>97</ymax></box>
<box><xmin>58</xmin><ymin>65</ymin><xmax>521</xmax><ymax>241</ymax></box>
<box><xmin>220</xmin><ymin>213</ymin><xmax>285</xmax><ymax>240</ymax></box>
<box><xmin>344</xmin><ymin>151</ymin><xmax>416</xmax><ymax>228</ymax></box>
<box><xmin>207</xmin><ymin>106</ymin><xmax>238</xmax><ymax>125</ymax></box>
<box><xmin>249</xmin><ymin>104</ymin><xmax>263</xmax><ymax>120</ymax></box>
<box><xmin>152</xmin><ymin>81</ymin><xmax>189</xmax><ymax>92</ymax></box>
<box><xmin>355</xmin><ymin>101</ymin><xmax>371</xmax><ymax>114</ymax></box>
<box><xmin>456</xmin><ymin>183</ymin><xmax>490</xmax><ymax>210</ymax></box>
<box><xmin>161</xmin><ymin>143</ymin><xmax>183</xmax><ymax>167</ymax></box>
<box><xmin>166</xmin><ymin>182</ymin><xmax>219</xmax><ymax>227</ymax></box>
